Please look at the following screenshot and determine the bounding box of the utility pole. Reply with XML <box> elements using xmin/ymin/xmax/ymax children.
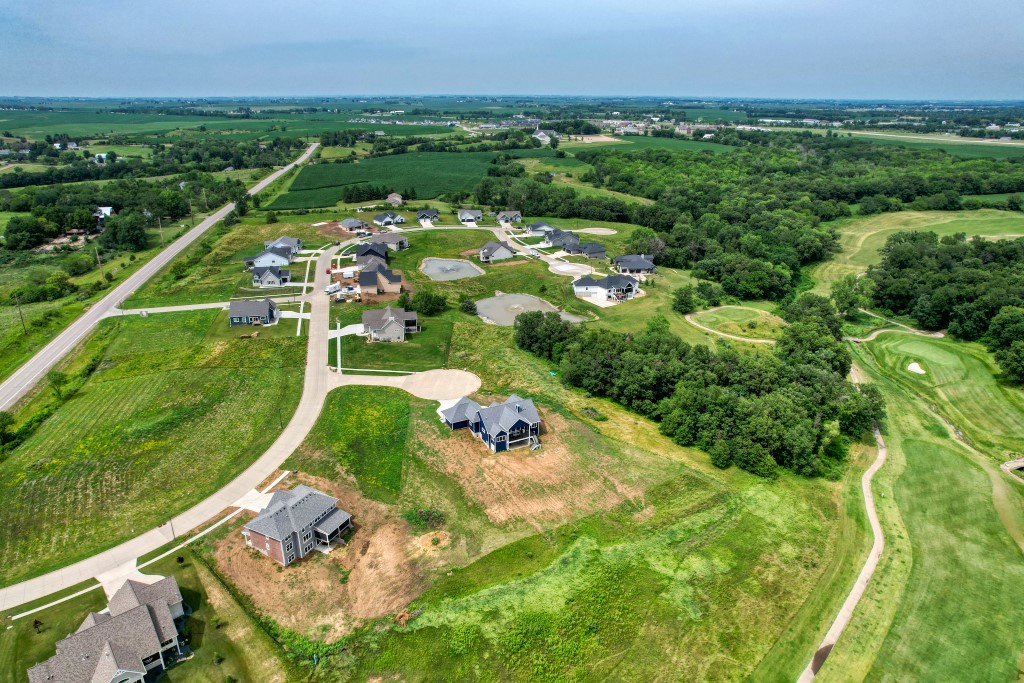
<box><xmin>94</xmin><ymin>245</ymin><xmax>105</xmax><ymax>280</ymax></box>
<box><xmin>13</xmin><ymin>294</ymin><xmax>27</xmax><ymax>334</ymax></box>
<box><xmin>157</xmin><ymin>214</ymin><xmax>164</xmax><ymax>246</ymax></box>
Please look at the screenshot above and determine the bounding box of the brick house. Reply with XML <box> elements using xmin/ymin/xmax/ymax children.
<box><xmin>242</xmin><ymin>485</ymin><xmax>352</xmax><ymax>567</ymax></box>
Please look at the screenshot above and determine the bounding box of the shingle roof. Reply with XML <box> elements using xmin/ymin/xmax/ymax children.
<box><xmin>250</xmin><ymin>245</ymin><xmax>291</xmax><ymax>262</ymax></box>
<box><xmin>229</xmin><ymin>298</ymin><xmax>276</xmax><ymax>319</ymax></box>
<box><xmin>265</xmin><ymin>236</ymin><xmax>301</xmax><ymax>250</ymax></box>
<box><xmin>613</xmin><ymin>254</ymin><xmax>656</xmax><ymax>269</ymax></box>
<box><xmin>369</xmin><ymin>233</ymin><xmax>407</xmax><ymax>245</ymax></box>
<box><xmin>356</xmin><ymin>243</ymin><xmax>389</xmax><ymax>259</ymax></box>
<box><xmin>252</xmin><ymin>266</ymin><xmax>289</xmax><ymax>282</ymax></box>
<box><xmin>357</xmin><ymin>254</ymin><xmax>387</xmax><ymax>271</ymax></box>
<box><xmin>373</xmin><ymin>212</ymin><xmax>400</xmax><ymax>222</ymax></box>
<box><xmin>245</xmin><ymin>485</ymin><xmax>340</xmax><ymax>541</ymax></box>
<box><xmin>341</xmin><ymin>218</ymin><xmax>368</xmax><ymax>229</ymax></box>
<box><xmin>107</xmin><ymin>578</ymin><xmax>182</xmax><ymax>644</ymax></box>
<box><xmin>578</xmin><ymin>242</ymin><xmax>606</xmax><ymax>255</ymax></box>
<box><xmin>496</xmin><ymin>210</ymin><xmax>521</xmax><ymax>219</ymax></box>
<box><xmin>574</xmin><ymin>274</ymin><xmax>638</xmax><ymax>289</ymax></box>
<box><xmin>440</xmin><ymin>397</ymin><xmax>480</xmax><ymax>424</ymax></box>
<box><xmin>480</xmin><ymin>241</ymin><xmax>513</xmax><ymax>258</ymax></box>
<box><xmin>416</xmin><ymin>209</ymin><xmax>439</xmax><ymax>220</ymax></box>
<box><xmin>476</xmin><ymin>395</ymin><xmax>541</xmax><ymax>435</ymax></box>
<box><xmin>458</xmin><ymin>209</ymin><xmax>483</xmax><ymax>220</ymax></box>
<box><xmin>546</xmin><ymin>229</ymin><xmax>580</xmax><ymax>246</ymax></box>
<box><xmin>527</xmin><ymin>221</ymin><xmax>554</xmax><ymax>231</ymax></box>
<box><xmin>362</xmin><ymin>306</ymin><xmax>417</xmax><ymax>331</ymax></box>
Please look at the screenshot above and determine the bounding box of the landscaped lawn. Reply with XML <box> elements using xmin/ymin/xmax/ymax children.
<box><xmin>329</xmin><ymin>316</ymin><xmax>453</xmax><ymax>372</ymax></box>
<box><xmin>0</xmin><ymin>309</ymin><xmax>305</xmax><ymax>586</ymax></box>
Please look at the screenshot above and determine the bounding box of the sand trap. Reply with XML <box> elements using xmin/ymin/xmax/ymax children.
<box><xmin>476</xmin><ymin>293</ymin><xmax>588</xmax><ymax>326</ymax></box>
<box><xmin>420</xmin><ymin>258</ymin><xmax>484</xmax><ymax>281</ymax></box>
<box><xmin>908</xmin><ymin>362</ymin><xmax>926</xmax><ymax>375</ymax></box>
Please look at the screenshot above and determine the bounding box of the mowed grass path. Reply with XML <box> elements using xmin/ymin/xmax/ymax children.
<box><xmin>809</xmin><ymin>209</ymin><xmax>1024</xmax><ymax>294</ymax></box>
<box><xmin>818</xmin><ymin>335</ymin><xmax>1024</xmax><ymax>680</ymax></box>
<box><xmin>690</xmin><ymin>305</ymin><xmax>786</xmax><ymax>341</ymax></box>
<box><xmin>0</xmin><ymin>310</ymin><xmax>305</xmax><ymax>586</ymax></box>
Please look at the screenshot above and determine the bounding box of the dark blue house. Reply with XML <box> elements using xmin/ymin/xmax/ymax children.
<box><xmin>440</xmin><ymin>395</ymin><xmax>541</xmax><ymax>452</ymax></box>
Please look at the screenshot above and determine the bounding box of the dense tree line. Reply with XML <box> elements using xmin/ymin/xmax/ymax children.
<box><xmin>514</xmin><ymin>295</ymin><xmax>884</xmax><ymax>478</ymax></box>
<box><xmin>865</xmin><ymin>230</ymin><xmax>1024</xmax><ymax>380</ymax></box>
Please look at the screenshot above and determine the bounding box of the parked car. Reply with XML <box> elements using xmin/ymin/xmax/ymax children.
<box><xmin>530</xmin><ymin>249</ymin><xmax>540</xmax><ymax>257</ymax></box>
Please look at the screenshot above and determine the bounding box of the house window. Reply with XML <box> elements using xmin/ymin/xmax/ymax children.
<box><xmin>285</xmin><ymin>541</ymin><xmax>293</xmax><ymax>551</ymax></box>
<box><xmin>496</xmin><ymin>435</ymin><xmax>506</xmax><ymax>442</ymax></box>
<box><xmin>286</xmin><ymin>554</ymin><xmax>295</xmax><ymax>563</ymax></box>
<box><xmin>304</xmin><ymin>544</ymin><xmax>313</xmax><ymax>554</ymax></box>
<box><xmin>302</xmin><ymin>531</ymin><xmax>312</xmax><ymax>542</ymax></box>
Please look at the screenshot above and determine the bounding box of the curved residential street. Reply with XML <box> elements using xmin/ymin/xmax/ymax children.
<box><xmin>0</xmin><ymin>143</ymin><xmax>319</xmax><ymax>413</ymax></box>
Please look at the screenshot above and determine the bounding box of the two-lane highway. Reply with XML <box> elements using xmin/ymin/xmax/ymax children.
<box><xmin>0</xmin><ymin>143</ymin><xmax>318</xmax><ymax>412</ymax></box>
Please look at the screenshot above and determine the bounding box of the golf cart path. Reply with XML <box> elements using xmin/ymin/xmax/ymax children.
<box><xmin>797</xmin><ymin>424</ymin><xmax>888</xmax><ymax>682</ymax></box>
<box><xmin>0</xmin><ymin>240</ymin><xmax>480</xmax><ymax>613</ymax></box>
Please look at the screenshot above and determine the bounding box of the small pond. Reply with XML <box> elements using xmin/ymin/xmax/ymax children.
<box><xmin>476</xmin><ymin>293</ymin><xmax>588</xmax><ymax>326</ymax></box>
<box><xmin>420</xmin><ymin>258</ymin><xmax>485</xmax><ymax>281</ymax></box>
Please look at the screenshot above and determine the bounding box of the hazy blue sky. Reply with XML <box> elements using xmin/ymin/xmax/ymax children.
<box><xmin>2</xmin><ymin>0</ymin><xmax>1022</xmax><ymax>99</ymax></box>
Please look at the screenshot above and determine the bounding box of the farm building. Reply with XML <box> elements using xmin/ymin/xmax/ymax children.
<box><xmin>458</xmin><ymin>209</ymin><xmax>483</xmax><ymax>224</ymax></box>
<box><xmin>359</xmin><ymin>266</ymin><xmax>403</xmax><ymax>295</ymax></box>
<box><xmin>417</xmin><ymin>209</ymin><xmax>439</xmax><ymax>222</ymax></box>
<box><xmin>251</xmin><ymin>266</ymin><xmax>290</xmax><ymax>288</ymax></box>
<box><xmin>229</xmin><ymin>299</ymin><xmax>278</xmax><ymax>326</ymax></box>
<box><xmin>479</xmin><ymin>241</ymin><xmax>516</xmax><ymax>263</ymax></box>
<box><xmin>565</xmin><ymin>242</ymin><xmax>607</xmax><ymax>259</ymax></box>
<box><xmin>362</xmin><ymin>306</ymin><xmax>420</xmax><ymax>342</ymax></box>
<box><xmin>368</xmin><ymin>233</ymin><xmax>409</xmax><ymax>251</ymax></box>
<box><xmin>572</xmin><ymin>274</ymin><xmax>639</xmax><ymax>302</ymax></box>
<box><xmin>440</xmin><ymin>394</ymin><xmax>541</xmax><ymax>452</ymax></box>
<box><xmin>27</xmin><ymin>577</ymin><xmax>187</xmax><ymax>683</ymax></box>
<box><xmin>612</xmin><ymin>254</ymin><xmax>656</xmax><ymax>274</ymax></box>
<box><xmin>373</xmin><ymin>212</ymin><xmax>405</xmax><ymax>227</ymax></box>
<box><xmin>242</xmin><ymin>485</ymin><xmax>352</xmax><ymax>567</ymax></box>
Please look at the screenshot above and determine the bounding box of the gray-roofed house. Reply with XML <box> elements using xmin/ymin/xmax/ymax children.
<box><xmin>479</xmin><ymin>241</ymin><xmax>516</xmax><ymax>263</ymax></box>
<box><xmin>526</xmin><ymin>221</ymin><xmax>555</xmax><ymax>235</ymax></box>
<box><xmin>359</xmin><ymin>266</ymin><xmax>403</xmax><ymax>295</ymax></box>
<box><xmin>341</xmin><ymin>218</ymin><xmax>370</xmax><ymax>232</ymax></box>
<box><xmin>356</xmin><ymin>242</ymin><xmax>389</xmax><ymax>260</ymax></box>
<box><xmin>416</xmin><ymin>209</ymin><xmax>439</xmax><ymax>222</ymax></box>
<box><xmin>532</xmin><ymin>129</ymin><xmax>558</xmax><ymax>145</ymax></box>
<box><xmin>613</xmin><ymin>254</ymin><xmax>656</xmax><ymax>274</ymax></box>
<box><xmin>372</xmin><ymin>212</ymin><xmax>405</xmax><ymax>227</ymax></box>
<box><xmin>565</xmin><ymin>242</ymin><xmax>607</xmax><ymax>259</ymax></box>
<box><xmin>542</xmin><ymin>229</ymin><xmax>580</xmax><ymax>249</ymax></box>
<box><xmin>357</xmin><ymin>254</ymin><xmax>388</xmax><ymax>272</ymax></box>
<box><xmin>362</xmin><ymin>306</ymin><xmax>420</xmax><ymax>342</ymax></box>
<box><xmin>440</xmin><ymin>394</ymin><xmax>541</xmax><ymax>452</ymax></box>
<box><xmin>242</xmin><ymin>485</ymin><xmax>352</xmax><ymax>567</ymax></box>
<box><xmin>386</xmin><ymin>192</ymin><xmax>404</xmax><ymax>207</ymax></box>
<box><xmin>458</xmin><ymin>209</ymin><xmax>483</xmax><ymax>224</ymax></box>
<box><xmin>368</xmin><ymin>233</ymin><xmax>409</xmax><ymax>251</ymax></box>
<box><xmin>251</xmin><ymin>266</ymin><xmax>290</xmax><ymax>288</ymax></box>
<box><xmin>496</xmin><ymin>210</ymin><xmax>522</xmax><ymax>223</ymax></box>
<box><xmin>572</xmin><ymin>274</ymin><xmax>639</xmax><ymax>302</ymax></box>
<box><xmin>27</xmin><ymin>577</ymin><xmax>187</xmax><ymax>683</ymax></box>
<box><xmin>229</xmin><ymin>298</ymin><xmax>278</xmax><ymax>326</ymax></box>
<box><xmin>263</xmin><ymin>236</ymin><xmax>303</xmax><ymax>255</ymax></box>
<box><xmin>245</xmin><ymin>245</ymin><xmax>292</xmax><ymax>269</ymax></box>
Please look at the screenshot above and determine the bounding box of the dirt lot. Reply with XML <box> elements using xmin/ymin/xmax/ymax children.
<box><xmin>212</xmin><ymin>472</ymin><xmax>448</xmax><ymax>641</ymax></box>
<box><xmin>419</xmin><ymin>408</ymin><xmax>643</xmax><ymax>530</ymax></box>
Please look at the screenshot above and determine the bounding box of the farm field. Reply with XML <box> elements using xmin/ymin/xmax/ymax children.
<box><xmin>846</xmin><ymin>131</ymin><xmax>1024</xmax><ymax>160</ymax></box>
<box><xmin>690</xmin><ymin>305</ymin><xmax>787</xmax><ymax>340</ymax></box>
<box><xmin>0</xmin><ymin>309</ymin><xmax>305</xmax><ymax>586</ymax></box>
<box><xmin>265</xmin><ymin>152</ymin><xmax>497</xmax><ymax>209</ymax></box>
<box><xmin>808</xmin><ymin>209</ymin><xmax>1024</xmax><ymax>295</ymax></box>
<box><xmin>817</xmin><ymin>334</ymin><xmax>1024</xmax><ymax>680</ymax></box>
<box><xmin>562</xmin><ymin>135</ymin><xmax>735</xmax><ymax>154</ymax></box>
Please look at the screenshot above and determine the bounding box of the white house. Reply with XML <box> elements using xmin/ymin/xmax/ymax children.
<box><xmin>373</xmin><ymin>212</ymin><xmax>405</xmax><ymax>227</ymax></box>
<box><xmin>247</xmin><ymin>246</ymin><xmax>292</xmax><ymax>269</ymax></box>
<box><xmin>251</xmin><ymin>266</ymin><xmax>291</xmax><ymax>288</ymax></box>
<box><xmin>532</xmin><ymin>129</ymin><xmax>558</xmax><ymax>145</ymax></box>
<box><xmin>572</xmin><ymin>274</ymin><xmax>639</xmax><ymax>302</ymax></box>
<box><xmin>479</xmin><ymin>241</ymin><xmax>515</xmax><ymax>263</ymax></box>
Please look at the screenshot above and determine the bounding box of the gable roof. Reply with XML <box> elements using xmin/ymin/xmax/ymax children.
<box><xmin>480</xmin><ymin>241</ymin><xmax>513</xmax><ymax>258</ymax></box>
<box><xmin>476</xmin><ymin>395</ymin><xmax>541</xmax><ymax>435</ymax></box>
<box><xmin>527</xmin><ymin>221</ymin><xmax>554</xmax><ymax>231</ymax></box>
<box><xmin>357</xmin><ymin>254</ymin><xmax>388</xmax><ymax>271</ymax></box>
<box><xmin>440</xmin><ymin>397</ymin><xmax>480</xmax><ymax>424</ymax></box>
<box><xmin>496</xmin><ymin>210</ymin><xmax>521</xmax><ymax>219</ymax></box>
<box><xmin>244</xmin><ymin>485</ymin><xmax>343</xmax><ymax>541</ymax></box>
<box><xmin>252</xmin><ymin>266</ymin><xmax>289</xmax><ymax>281</ymax></box>
<box><xmin>265</xmin><ymin>236</ymin><xmax>301</xmax><ymax>250</ymax></box>
<box><xmin>545</xmin><ymin>229</ymin><xmax>580</xmax><ymax>246</ymax></box>
<box><xmin>341</xmin><ymin>218</ymin><xmax>369</xmax><ymax>229</ymax></box>
<box><xmin>578</xmin><ymin>242</ymin><xmax>606</xmax><ymax>256</ymax></box>
<box><xmin>250</xmin><ymin>245</ymin><xmax>291</xmax><ymax>263</ymax></box>
<box><xmin>369</xmin><ymin>232</ymin><xmax>407</xmax><ymax>245</ymax></box>
<box><xmin>613</xmin><ymin>254</ymin><xmax>656</xmax><ymax>269</ymax></box>
<box><xmin>458</xmin><ymin>209</ymin><xmax>483</xmax><ymax>220</ymax></box>
<box><xmin>373</xmin><ymin>211</ymin><xmax>401</xmax><ymax>222</ymax></box>
<box><xmin>416</xmin><ymin>209</ymin><xmax>439</xmax><ymax>220</ymax></box>
<box><xmin>356</xmin><ymin>242</ymin><xmax>389</xmax><ymax>259</ymax></box>
<box><xmin>107</xmin><ymin>578</ymin><xmax>182</xmax><ymax>644</ymax></box>
<box><xmin>574</xmin><ymin>274</ymin><xmax>638</xmax><ymax>289</ymax></box>
<box><xmin>362</xmin><ymin>306</ymin><xmax>417</xmax><ymax>331</ymax></box>
<box><xmin>229</xmin><ymin>298</ymin><xmax>276</xmax><ymax>319</ymax></box>
<box><xmin>358</xmin><ymin>265</ymin><xmax>400</xmax><ymax>286</ymax></box>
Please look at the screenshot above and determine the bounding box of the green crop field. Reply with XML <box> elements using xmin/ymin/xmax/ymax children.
<box><xmin>266</xmin><ymin>152</ymin><xmax>498</xmax><ymax>209</ymax></box>
<box><xmin>816</xmin><ymin>334</ymin><xmax>1024</xmax><ymax>680</ymax></box>
<box><xmin>563</xmin><ymin>136</ymin><xmax>734</xmax><ymax>154</ymax></box>
<box><xmin>0</xmin><ymin>310</ymin><xmax>305</xmax><ymax>586</ymax></box>
<box><xmin>808</xmin><ymin>209</ymin><xmax>1024</xmax><ymax>295</ymax></box>
<box><xmin>846</xmin><ymin>132</ymin><xmax>1024</xmax><ymax>160</ymax></box>
<box><xmin>690</xmin><ymin>305</ymin><xmax>787</xmax><ymax>340</ymax></box>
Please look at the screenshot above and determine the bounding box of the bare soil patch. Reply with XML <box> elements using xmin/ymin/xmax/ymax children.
<box><xmin>315</xmin><ymin>222</ymin><xmax>358</xmax><ymax>239</ymax></box>
<box><xmin>419</xmin><ymin>409</ymin><xmax>642</xmax><ymax>530</ymax></box>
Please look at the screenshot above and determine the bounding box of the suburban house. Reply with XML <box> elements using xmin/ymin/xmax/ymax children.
<box><xmin>246</xmin><ymin>246</ymin><xmax>292</xmax><ymax>269</ymax></box>
<box><xmin>251</xmin><ymin>266</ymin><xmax>290</xmax><ymax>288</ymax></box>
<box><xmin>242</xmin><ymin>485</ymin><xmax>352</xmax><ymax>567</ymax></box>
<box><xmin>359</xmin><ymin>266</ymin><xmax>403</xmax><ymax>295</ymax></box>
<box><xmin>565</xmin><ymin>242</ymin><xmax>607</xmax><ymax>259</ymax></box>
<box><xmin>386</xmin><ymin>192</ymin><xmax>404</xmax><ymax>207</ymax></box>
<box><xmin>440</xmin><ymin>394</ymin><xmax>542</xmax><ymax>452</ymax></box>
<box><xmin>479</xmin><ymin>241</ymin><xmax>516</xmax><ymax>263</ymax></box>
<box><xmin>572</xmin><ymin>274</ymin><xmax>639</xmax><ymax>302</ymax></box>
<box><xmin>27</xmin><ymin>577</ymin><xmax>187</xmax><ymax>683</ymax></box>
<box><xmin>341</xmin><ymin>218</ymin><xmax>370</xmax><ymax>232</ymax></box>
<box><xmin>362</xmin><ymin>306</ymin><xmax>420</xmax><ymax>342</ymax></box>
<box><xmin>94</xmin><ymin>153</ymin><xmax>108</xmax><ymax>163</ymax></box>
<box><xmin>613</xmin><ymin>254</ymin><xmax>656</xmax><ymax>274</ymax></box>
<box><xmin>416</xmin><ymin>209</ymin><xmax>439</xmax><ymax>222</ymax></box>
<box><xmin>542</xmin><ymin>229</ymin><xmax>580</xmax><ymax>249</ymax></box>
<box><xmin>368</xmin><ymin>232</ymin><xmax>409</xmax><ymax>251</ymax></box>
<box><xmin>526</xmin><ymin>221</ymin><xmax>555</xmax><ymax>235</ymax></box>
<box><xmin>373</xmin><ymin>212</ymin><xmax>405</xmax><ymax>227</ymax></box>
<box><xmin>532</xmin><ymin>129</ymin><xmax>559</xmax><ymax>145</ymax></box>
<box><xmin>496</xmin><ymin>210</ymin><xmax>522</xmax><ymax>223</ymax></box>
<box><xmin>356</xmin><ymin>242</ymin><xmax>389</xmax><ymax>260</ymax></box>
<box><xmin>264</xmin><ymin>236</ymin><xmax>303</xmax><ymax>256</ymax></box>
<box><xmin>229</xmin><ymin>298</ymin><xmax>277</xmax><ymax>326</ymax></box>
<box><xmin>458</xmin><ymin>209</ymin><xmax>483</xmax><ymax>224</ymax></box>
<box><xmin>357</xmin><ymin>254</ymin><xmax>388</xmax><ymax>272</ymax></box>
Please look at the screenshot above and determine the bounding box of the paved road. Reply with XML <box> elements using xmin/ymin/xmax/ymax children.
<box><xmin>798</xmin><ymin>425</ymin><xmax>888</xmax><ymax>682</ymax></box>
<box><xmin>0</xmin><ymin>143</ymin><xmax>319</xmax><ymax>413</ymax></box>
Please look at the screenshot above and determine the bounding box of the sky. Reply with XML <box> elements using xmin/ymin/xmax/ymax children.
<box><xmin>1</xmin><ymin>0</ymin><xmax>1022</xmax><ymax>100</ymax></box>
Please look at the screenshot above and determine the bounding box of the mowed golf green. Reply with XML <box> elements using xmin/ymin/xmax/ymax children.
<box><xmin>266</xmin><ymin>152</ymin><xmax>497</xmax><ymax>208</ymax></box>
<box><xmin>816</xmin><ymin>334</ymin><xmax>1024</xmax><ymax>680</ymax></box>
<box><xmin>0</xmin><ymin>310</ymin><xmax>305</xmax><ymax>586</ymax></box>
<box><xmin>809</xmin><ymin>209</ymin><xmax>1024</xmax><ymax>294</ymax></box>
